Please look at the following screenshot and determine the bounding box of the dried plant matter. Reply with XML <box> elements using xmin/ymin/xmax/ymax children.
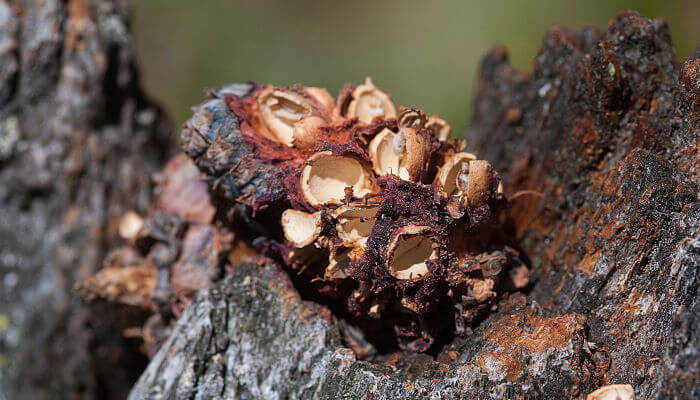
<box><xmin>77</xmin><ymin>155</ymin><xmax>246</xmax><ymax>355</ymax></box>
<box><xmin>180</xmin><ymin>78</ymin><xmax>527</xmax><ymax>351</ymax></box>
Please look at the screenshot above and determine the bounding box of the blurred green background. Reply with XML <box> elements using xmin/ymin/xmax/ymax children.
<box><xmin>130</xmin><ymin>0</ymin><xmax>699</xmax><ymax>136</ymax></box>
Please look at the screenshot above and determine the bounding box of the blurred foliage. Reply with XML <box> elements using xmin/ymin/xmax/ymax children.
<box><xmin>130</xmin><ymin>0</ymin><xmax>699</xmax><ymax>137</ymax></box>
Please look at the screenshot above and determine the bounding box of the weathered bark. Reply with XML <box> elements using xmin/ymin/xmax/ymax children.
<box><xmin>127</xmin><ymin>10</ymin><xmax>698</xmax><ymax>400</ymax></box>
<box><xmin>129</xmin><ymin>260</ymin><xmax>593</xmax><ymax>399</ymax></box>
<box><xmin>0</xmin><ymin>1</ymin><xmax>172</xmax><ymax>399</ymax></box>
<box><xmin>465</xmin><ymin>11</ymin><xmax>699</xmax><ymax>398</ymax></box>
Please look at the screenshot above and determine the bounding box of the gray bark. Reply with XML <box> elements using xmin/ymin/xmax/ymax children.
<box><xmin>0</xmin><ymin>1</ymin><xmax>172</xmax><ymax>399</ymax></box>
<box><xmin>130</xmin><ymin>261</ymin><xmax>595</xmax><ymax>399</ymax></box>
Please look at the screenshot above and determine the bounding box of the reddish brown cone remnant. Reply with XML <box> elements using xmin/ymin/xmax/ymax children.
<box><xmin>174</xmin><ymin>78</ymin><xmax>526</xmax><ymax>352</ymax></box>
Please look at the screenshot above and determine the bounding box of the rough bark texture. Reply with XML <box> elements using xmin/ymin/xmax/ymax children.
<box><xmin>129</xmin><ymin>260</ymin><xmax>593</xmax><ymax>399</ymax></box>
<box><xmin>465</xmin><ymin>11</ymin><xmax>699</xmax><ymax>398</ymax></box>
<box><xmin>0</xmin><ymin>1</ymin><xmax>172</xmax><ymax>399</ymax></box>
<box><xmin>1</xmin><ymin>3</ymin><xmax>697</xmax><ymax>399</ymax></box>
<box><xmin>128</xmin><ymin>10</ymin><xmax>698</xmax><ymax>400</ymax></box>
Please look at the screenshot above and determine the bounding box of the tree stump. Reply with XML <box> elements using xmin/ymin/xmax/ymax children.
<box><xmin>128</xmin><ymin>10</ymin><xmax>699</xmax><ymax>400</ymax></box>
<box><xmin>0</xmin><ymin>3</ymin><xmax>697</xmax><ymax>400</ymax></box>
